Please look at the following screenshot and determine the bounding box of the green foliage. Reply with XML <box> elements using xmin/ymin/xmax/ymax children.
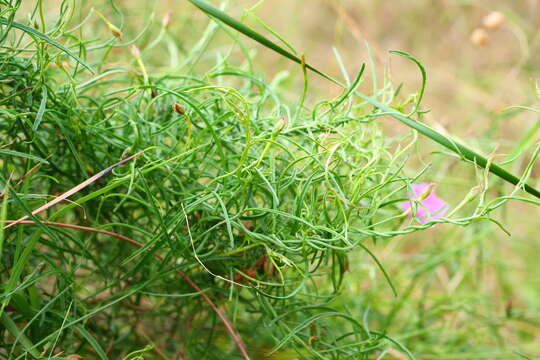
<box><xmin>188</xmin><ymin>0</ymin><xmax>540</xmax><ymax>199</ymax></box>
<box><xmin>0</xmin><ymin>1</ymin><xmax>538</xmax><ymax>359</ymax></box>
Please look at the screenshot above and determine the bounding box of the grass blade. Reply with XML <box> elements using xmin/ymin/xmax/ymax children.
<box><xmin>33</xmin><ymin>86</ymin><xmax>47</xmax><ymax>131</ymax></box>
<box><xmin>0</xmin><ymin>17</ymin><xmax>95</xmax><ymax>74</ymax></box>
<box><xmin>0</xmin><ymin>149</ymin><xmax>49</xmax><ymax>164</ymax></box>
<box><xmin>74</xmin><ymin>324</ymin><xmax>108</xmax><ymax>360</ymax></box>
<box><xmin>186</xmin><ymin>0</ymin><xmax>331</xmax><ymax>81</ymax></box>
<box><xmin>0</xmin><ymin>313</ymin><xmax>40</xmax><ymax>358</ymax></box>
<box><xmin>6</xmin><ymin>220</ymin><xmax>251</xmax><ymax>360</ymax></box>
<box><xmin>186</xmin><ymin>0</ymin><xmax>540</xmax><ymax>199</ymax></box>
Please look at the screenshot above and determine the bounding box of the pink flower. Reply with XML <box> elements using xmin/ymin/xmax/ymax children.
<box><xmin>400</xmin><ymin>182</ymin><xmax>448</xmax><ymax>223</ymax></box>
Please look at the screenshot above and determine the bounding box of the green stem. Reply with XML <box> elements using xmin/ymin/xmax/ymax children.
<box><xmin>186</xmin><ymin>0</ymin><xmax>540</xmax><ymax>199</ymax></box>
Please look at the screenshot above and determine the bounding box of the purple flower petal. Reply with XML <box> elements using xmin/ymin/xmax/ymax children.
<box><xmin>400</xmin><ymin>182</ymin><xmax>448</xmax><ymax>223</ymax></box>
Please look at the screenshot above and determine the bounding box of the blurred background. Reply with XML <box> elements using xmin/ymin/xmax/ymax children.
<box><xmin>15</xmin><ymin>0</ymin><xmax>540</xmax><ymax>357</ymax></box>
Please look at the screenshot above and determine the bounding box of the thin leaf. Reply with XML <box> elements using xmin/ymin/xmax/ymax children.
<box><xmin>186</xmin><ymin>0</ymin><xmax>540</xmax><ymax>199</ymax></box>
<box><xmin>75</xmin><ymin>325</ymin><xmax>108</xmax><ymax>360</ymax></box>
<box><xmin>186</xmin><ymin>0</ymin><xmax>331</xmax><ymax>81</ymax></box>
<box><xmin>8</xmin><ymin>219</ymin><xmax>251</xmax><ymax>360</ymax></box>
<box><xmin>0</xmin><ymin>313</ymin><xmax>40</xmax><ymax>358</ymax></box>
<box><xmin>389</xmin><ymin>50</ymin><xmax>426</xmax><ymax>116</ymax></box>
<box><xmin>0</xmin><ymin>149</ymin><xmax>49</xmax><ymax>164</ymax></box>
<box><xmin>0</xmin><ymin>17</ymin><xmax>95</xmax><ymax>73</ymax></box>
<box><xmin>33</xmin><ymin>86</ymin><xmax>47</xmax><ymax>131</ymax></box>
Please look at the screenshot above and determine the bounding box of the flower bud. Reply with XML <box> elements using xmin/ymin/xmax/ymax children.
<box><xmin>110</xmin><ymin>26</ymin><xmax>123</xmax><ymax>40</ymax></box>
<box><xmin>172</xmin><ymin>103</ymin><xmax>185</xmax><ymax>115</ymax></box>
<box><xmin>130</xmin><ymin>45</ymin><xmax>141</xmax><ymax>58</ymax></box>
<box><xmin>162</xmin><ymin>12</ymin><xmax>172</xmax><ymax>28</ymax></box>
<box><xmin>274</xmin><ymin>117</ymin><xmax>288</xmax><ymax>133</ymax></box>
<box><xmin>94</xmin><ymin>9</ymin><xmax>123</xmax><ymax>40</ymax></box>
<box><xmin>483</xmin><ymin>11</ymin><xmax>504</xmax><ymax>30</ymax></box>
<box><xmin>418</xmin><ymin>183</ymin><xmax>436</xmax><ymax>201</ymax></box>
<box><xmin>470</xmin><ymin>28</ymin><xmax>489</xmax><ymax>46</ymax></box>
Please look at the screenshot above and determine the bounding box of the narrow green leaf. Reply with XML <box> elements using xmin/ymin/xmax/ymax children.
<box><xmin>354</xmin><ymin>94</ymin><xmax>540</xmax><ymax>199</ymax></box>
<box><xmin>389</xmin><ymin>50</ymin><xmax>426</xmax><ymax>116</ymax></box>
<box><xmin>0</xmin><ymin>17</ymin><xmax>95</xmax><ymax>73</ymax></box>
<box><xmin>75</xmin><ymin>325</ymin><xmax>109</xmax><ymax>360</ymax></box>
<box><xmin>0</xmin><ymin>313</ymin><xmax>40</xmax><ymax>358</ymax></box>
<box><xmin>33</xmin><ymin>86</ymin><xmax>47</xmax><ymax>131</ymax></box>
<box><xmin>0</xmin><ymin>149</ymin><xmax>49</xmax><ymax>164</ymax></box>
<box><xmin>186</xmin><ymin>0</ymin><xmax>540</xmax><ymax>199</ymax></box>
<box><xmin>186</xmin><ymin>0</ymin><xmax>332</xmax><ymax>81</ymax></box>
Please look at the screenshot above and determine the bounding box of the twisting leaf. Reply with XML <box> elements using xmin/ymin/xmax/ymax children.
<box><xmin>186</xmin><ymin>0</ymin><xmax>540</xmax><ymax>199</ymax></box>
<box><xmin>0</xmin><ymin>17</ymin><xmax>95</xmax><ymax>73</ymax></box>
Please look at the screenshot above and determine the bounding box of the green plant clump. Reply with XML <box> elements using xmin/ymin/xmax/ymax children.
<box><xmin>1</xmin><ymin>1</ymin><xmax>539</xmax><ymax>359</ymax></box>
